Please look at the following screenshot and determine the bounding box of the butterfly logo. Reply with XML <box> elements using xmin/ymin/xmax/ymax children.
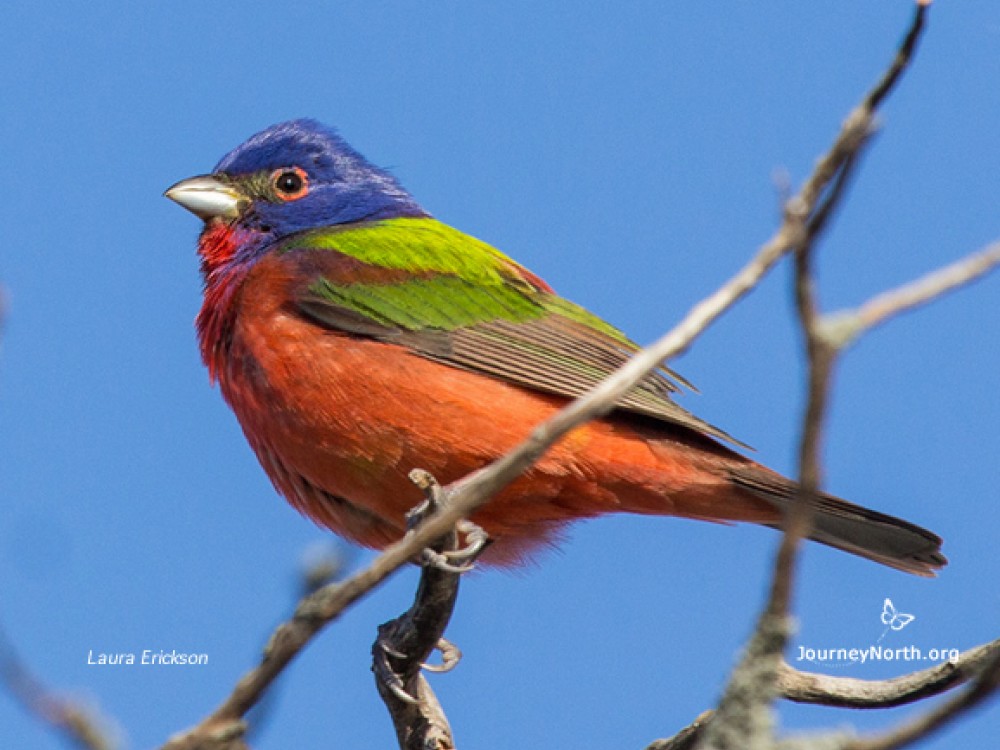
<box><xmin>880</xmin><ymin>598</ymin><xmax>915</xmax><ymax>631</ymax></box>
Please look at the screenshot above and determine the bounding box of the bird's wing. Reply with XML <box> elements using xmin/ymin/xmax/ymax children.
<box><xmin>282</xmin><ymin>216</ymin><xmax>744</xmax><ymax>446</ymax></box>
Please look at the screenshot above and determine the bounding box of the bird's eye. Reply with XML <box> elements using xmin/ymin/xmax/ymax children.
<box><xmin>271</xmin><ymin>167</ymin><xmax>309</xmax><ymax>201</ymax></box>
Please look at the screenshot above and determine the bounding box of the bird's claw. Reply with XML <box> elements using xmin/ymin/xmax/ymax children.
<box><xmin>422</xmin><ymin>638</ymin><xmax>462</xmax><ymax>673</ymax></box>
<box><xmin>374</xmin><ymin>636</ymin><xmax>461</xmax><ymax>703</ymax></box>
<box><xmin>378</xmin><ymin>643</ymin><xmax>408</xmax><ymax>660</ymax></box>
<box><xmin>453</xmin><ymin>519</ymin><xmax>490</xmax><ymax>560</ymax></box>
<box><xmin>421</xmin><ymin>548</ymin><xmax>476</xmax><ymax>574</ymax></box>
<box><xmin>404</xmin><ymin>497</ymin><xmax>434</xmax><ymax>532</ymax></box>
<box><xmin>373</xmin><ymin>638</ymin><xmax>421</xmax><ymax>705</ymax></box>
<box><xmin>418</xmin><ymin>519</ymin><xmax>489</xmax><ymax>573</ymax></box>
<box><xmin>405</xmin><ymin>470</ymin><xmax>491</xmax><ymax>572</ymax></box>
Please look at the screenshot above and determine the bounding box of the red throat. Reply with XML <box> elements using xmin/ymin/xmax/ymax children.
<box><xmin>197</xmin><ymin>221</ymin><xmax>241</xmax><ymax>273</ymax></box>
<box><xmin>196</xmin><ymin>222</ymin><xmax>250</xmax><ymax>382</ymax></box>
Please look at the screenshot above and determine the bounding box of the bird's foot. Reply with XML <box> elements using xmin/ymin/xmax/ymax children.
<box><xmin>406</xmin><ymin>469</ymin><xmax>491</xmax><ymax>573</ymax></box>
<box><xmin>374</xmin><ymin>471</ymin><xmax>478</xmax><ymax>708</ymax></box>
<box><xmin>373</xmin><ymin>637</ymin><xmax>420</xmax><ymax>704</ymax></box>
<box><xmin>373</xmin><ymin>636</ymin><xmax>462</xmax><ymax>704</ymax></box>
<box><xmin>418</xmin><ymin>519</ymin><xmax>489</xmax><ymax>573</ymax></box>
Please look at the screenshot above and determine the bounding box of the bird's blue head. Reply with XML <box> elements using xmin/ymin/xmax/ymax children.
<box><xmin>166</xmin><ymin>119</ymin><xmax>428</xmax><ymax>242</ymax></box>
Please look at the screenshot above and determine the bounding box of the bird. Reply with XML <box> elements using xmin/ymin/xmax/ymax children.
<box><xmin>166</xmin><ymin>119</ymin><xmax>945</xmax><ymax>576</ymax></box>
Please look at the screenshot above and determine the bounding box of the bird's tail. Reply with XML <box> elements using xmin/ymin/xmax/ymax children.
<box><xmin>728</xmin><ymin>465</ymin><xmax>946</xmax><ymax>577</ymax></box>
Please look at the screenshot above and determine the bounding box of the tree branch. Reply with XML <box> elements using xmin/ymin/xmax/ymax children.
<box><xmin>778</xmin><ymin>636</ymin><xmax>1000</xmax><ymax>709</ymax></box>
<box><xmin>684</xmin><ymin>2</ymin><xmax>1000</xmax><ymax>748</ymax></box>
<box><xmin>653</xmin><ymin>232</ymin><xmax>1000</xmax><ymax>750</ymax></box>
<box><xmin>646</xmin><ymin>711</ymin><xmax>714</xmax><ymax>750</ymax></box>
<box><xmin>0</xmin><ymin>295</ymin><xmax>120</xmax><ymax>750</ymax></box>
<box><xmin>820</xmin><ymin>241</ymin><xmax>1000</xmax><ymax>350</ymax></box>
<box><xmin>691</xmin><ymin>6</ymin><xmax>930</xmax><ymax>750</ymax></box>
<box><xmin>373</xmin><ymin>472</ymin><xmax>480</xmax><ymax>750</ymax></box>
<box><xmin>844</xmin><ymin>648</ymin><xmax>1000</xmax><ymax>750</ymax></box>
<box><xmin>651</xmin><ymin>635</ymin><xmax>1000</xmax><ymax>748</ymax></box>
<box><xmin>0</xmin><ymin>624</ymin><xmax>118</xmax><ymax>750</ymax></box>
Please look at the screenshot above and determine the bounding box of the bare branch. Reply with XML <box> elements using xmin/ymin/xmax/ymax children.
<box><xmin>767</xmin><ymin>144</ymin><xmax>866</xmax><ymax>622</ymax></box>
<box><xmin>864</xmin><ymin>0</ymin><xmax>930</xmax><ymax>111</ymax></box>
<box><xmin>695</xmin><ymin>2</ymin><xmax>1000</xmax><ymax>748</ymax></box>
<box><xmin>378</xmin><ymin>673</ymin><xmax>454</xmax><ymax>750</ymax></box>
<box><xmin>651</xmin><ymin>636</ymin><xmax>1000</xmax><ymax>748</ymax></box>
<box><xmin>691</xmin><ymin>171</ymin><xmax>845</xmax><ymax>750</ymax></box>
<box><xmin>778</xmin><ymin>636</ymin><xmax>1000</xmax><ymax>709</ymax></box>
<box><xmin>667</xmin><ymin>228</ymin><xmax>1000</xmax><ymax>750</ymax></box>
<box><xmin>298</xmin><ymin>541</ymin><xmax>349</xmax><ymax>598</ymax></box>
<box><xmin>0</xmin><ymin>298</ymin><xmax>120</xmax><ymax>750</ymax></box>
<box><xmin>821</xmin><ymin>241</ymin><xmax>1000</xmax><ymax>350</ymax></box>
<box><xmin>160</xmin><ymin>489</ymin><xmax>478</xmax><ymax>750</ymax></box>
<box><xmin>646</xmin><ymin>711</ymin><xmax>714</xmax><ymax>750</ymax></box>
<box><xmin>845</xmin><ymin>648</ymin><xmax>1000</xmax><ymax>750</ymax></box>
<box><xmin>373</xmin><ymin>473</ymin><xmax>480</xmax><ymax>750</ymax></box>
<box><xmin>695</xmin><ymin>5</ymin><xmax>936</xmax><ymax>749</ymax></box>
<box><xmin>0</xmin><ymin>625</ymin><xmax>118</xmax><ymax>750</ymax></box>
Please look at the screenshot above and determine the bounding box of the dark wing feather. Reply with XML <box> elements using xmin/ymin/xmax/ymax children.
<box><xmin>447</xmin><ymin>318</ymin><xmax>742</xmax><ymax>444</ymax></box>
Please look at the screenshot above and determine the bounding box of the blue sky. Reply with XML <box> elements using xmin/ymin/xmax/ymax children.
<box><xmin>2</xmin><ymin>2</ymin><xmax>998</xmax><ymax>747</ymax></box>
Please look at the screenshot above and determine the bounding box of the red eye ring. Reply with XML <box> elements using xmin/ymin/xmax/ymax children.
<box><xmin>271</xmin><ymin>167</ymin><xmax>309</xmax><ymax>201</ymax></box>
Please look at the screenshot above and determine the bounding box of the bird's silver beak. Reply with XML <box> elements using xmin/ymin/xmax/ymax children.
<box><xmin>164</xmin><ymin>175</ymin><xmax>244</xmax><ymax>221</ymax></box>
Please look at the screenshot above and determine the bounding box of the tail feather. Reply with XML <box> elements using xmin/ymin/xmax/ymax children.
<box><xmin>729</xmin><ymin>466</ymin><xmax>946</xmax><ymax>577</ymax></box>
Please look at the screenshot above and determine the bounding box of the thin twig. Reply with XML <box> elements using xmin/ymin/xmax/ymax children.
<box><xmin>299</xmin><ymin>542</ymin><xmax>349</xmax><ymax>598</ymax></box>
<box><xmin>767</xmin><ymin>143</ymin><xmax>866</xmax><ymax>621</ymax></box>
<box><xmin>658</xmin><ymin>233</ymin><xmax>1000</xmax><ymax>750</ymax></box>
<box><xmin>243</xmin><ymin>543</ymin><xmax>351</xmax><ymax>744</ymax></box>
<box><xmin>821</xmin><ymin>241</ymin><xmax>1000</xmax><ymax>350</ymax></box>
<box><xmin>864</xmin><ymin>0</ymin><xmax>930</xmax><ymax>111</ymax></box>
<box><xmin>0</xmin><ymin>625</ymin><xmax>118</xmax><ymax>750</ymax></box>
<box><xmin>0</xmin><ymin>300</ymin><xmax>118</xmax><ymax>750</ymax></box>
<box><xmin>766</xmin><ymin>0</ymin><xmax>933</xmax><ymax>623</ymax></box>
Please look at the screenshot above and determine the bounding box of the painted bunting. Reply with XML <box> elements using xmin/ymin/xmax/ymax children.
<box><xmin>166</xmin><ymin>119</ymin><xmax>944</xmax><ymax>575</ymax></box>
